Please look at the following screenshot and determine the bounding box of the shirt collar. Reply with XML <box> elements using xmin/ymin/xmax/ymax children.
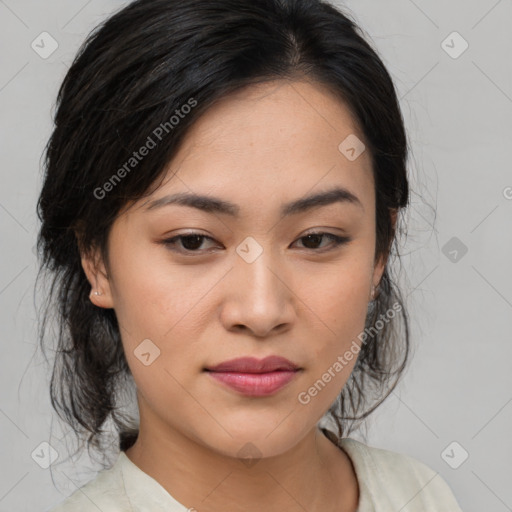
<box><xmin>117</xmin><ymin>451</ymin><xmax>190</xmax><ymax>512</ymax></box>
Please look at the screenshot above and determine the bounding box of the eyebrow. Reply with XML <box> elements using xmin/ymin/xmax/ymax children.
<box><xmin>143</xmin><ymin>186</ymin><xmax>364</xmax><ymax>217</ymax></box>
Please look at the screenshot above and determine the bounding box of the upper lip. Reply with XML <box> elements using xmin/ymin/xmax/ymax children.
<box><xmin>205</xmin><ymin>356</ymin><xmax>300</xmax><ymax>373</ymax></box>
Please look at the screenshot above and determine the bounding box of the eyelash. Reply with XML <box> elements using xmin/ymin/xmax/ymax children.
<box><xmin>160</xmin><ymin>231</ymin><xmax>351</xmax><ymax>255</ymax></box>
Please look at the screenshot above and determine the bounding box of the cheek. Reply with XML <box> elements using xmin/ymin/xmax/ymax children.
<box><xmin>301</xmin><ymin>253</ymin><xmax>372</xmax><ymax>391</ymax></box>
<box><xmin>108</xmin><ymin>239</ymin><xmax>208</xmax><ymax>338</ymax></box>
<box><xmin>107</xmin><ymin>240</ymin><xmax>220</xmax><ymax>395</ymax></box>
<box><xmin>306</xmin><ymin>257</ymin><xmax>372</xmax><ymax>338</ymax></box>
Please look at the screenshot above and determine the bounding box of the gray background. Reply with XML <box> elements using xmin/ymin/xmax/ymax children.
<box><xmin>1</xmin><ymin>0</ymin><xmax>511</xmax><ymax>510</ymax></box>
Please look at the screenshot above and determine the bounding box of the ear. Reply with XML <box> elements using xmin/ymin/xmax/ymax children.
<box><xmin>370</xmin><ymin>208</ymin><xmax>398</xmax><ymax>298</ymax></box>
<box><xmin>76</xmin><ymin>232</ymin><xmax>114</xmax><ymax>309</ymax></box>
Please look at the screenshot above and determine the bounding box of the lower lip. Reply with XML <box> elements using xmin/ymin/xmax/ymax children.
<box><xmin>206</xmin><ymin>370</ymin><xmax>299</xmax><ymax>396</ymax></box>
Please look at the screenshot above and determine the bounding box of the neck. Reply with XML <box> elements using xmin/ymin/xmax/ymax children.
<box><xmin>125</xmin><ymin>409</ymin><xmax>359</xmax><ymax>512</ymax></box>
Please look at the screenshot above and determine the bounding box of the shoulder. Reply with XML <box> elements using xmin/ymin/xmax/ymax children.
<box><xmin>46</xmin><ymin>455</ymin><xmax>131</xmax><ymax>512</ymax></box>
<box><xmin>339</xmin><ymin>438</ymin><xmax>463</xmax><ymax>511</ymax></box>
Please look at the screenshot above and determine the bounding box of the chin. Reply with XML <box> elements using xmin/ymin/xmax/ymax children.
<box><xmin>195</xmin><ymin>419</ymin><xmax>311</xmax><ymax>461</ymax></box>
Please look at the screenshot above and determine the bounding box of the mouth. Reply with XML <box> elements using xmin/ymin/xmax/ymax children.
<box><xmin>205</xmin><ymin>369</ymin><xmax>301</xmax><ymax>396</ymax></box>
<box><xmin>204</xmin><ymin>355</ymin><xmax>300</xmax><ymax>373</ymax></box>
<box><xmin>204</xmin><ymin>356</ymin><xmax>301</xmax><ymax>397</ymax></box>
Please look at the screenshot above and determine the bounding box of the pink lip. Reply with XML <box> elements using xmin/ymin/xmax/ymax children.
<box><xmin>204</xmin><ymin>356</ymin><xmax>301</xmax><ymax>397</ymax></box>
<box><xmin>207</xmin><ymin>370</ymin><xmax>299</xmax><ymax>396</ymax></box>
<box><xmin>206</xmin><ymin>356</ymin><xmax>299</xmax><ymax>373</ymax></box>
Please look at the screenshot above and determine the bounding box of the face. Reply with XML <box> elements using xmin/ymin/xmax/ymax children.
<box><xmin>83</xmin><ymin>79</ymin><xmax>388</xmax><ymax>459</ymax></box>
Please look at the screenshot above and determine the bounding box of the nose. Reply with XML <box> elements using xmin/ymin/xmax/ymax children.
<box><xmin>219</xmin><ymin>246</ymin><xmax>296</xmax><ymax>338</ymax></box>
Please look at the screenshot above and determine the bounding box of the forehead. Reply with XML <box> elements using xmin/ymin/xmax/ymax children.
<box><xmin>136</xmin><ymin>79</ymin><xmax>375</xmax><ymax>218</ymax></box>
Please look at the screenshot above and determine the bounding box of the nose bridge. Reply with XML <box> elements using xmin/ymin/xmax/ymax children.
<box><xmin>223</xmin><ymin>235</ymin><xmax>293</xmax><ymax>335</ymax></box>
<box><xmin>236</xmin><ymin>236</ymin><xmax>283</xmax><ymax>306</ymax></box>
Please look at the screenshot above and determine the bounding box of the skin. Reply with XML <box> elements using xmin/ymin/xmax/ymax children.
<box><xmin>81</xmin><ymin>79</ymin><xmax>395</xmax><ymax>512</ymax></box>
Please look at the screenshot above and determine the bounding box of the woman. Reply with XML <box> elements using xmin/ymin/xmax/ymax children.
<box><xmin>37</xmin><ymin>0</ymin><xmax>463</xmax><ymax>510</ymax></box>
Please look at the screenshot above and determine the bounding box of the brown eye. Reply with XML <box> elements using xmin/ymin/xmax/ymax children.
<box><xmin>294</xmin><ymin>232</ymin><xmax>351</xmax><ymax>251</ymax></box>
<box><xmin>161</xmin><ymin>234</ymin><xmax>218</xmax><ymax>253</ymax></box>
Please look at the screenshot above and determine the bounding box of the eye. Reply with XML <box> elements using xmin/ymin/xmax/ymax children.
<box><xmin>160</xmin><ymin>231</ymin><xmax>351</xmax><ymax>255</ymax></box>
<box><xmin>293</xmin><ymin>232</ymin><xmax>351</xmax><ymax>251</ymax></box>
<box><xmin>161</xmin><ymin>233</ymin><xmax>219</xmax><ymax>253</ymax></box>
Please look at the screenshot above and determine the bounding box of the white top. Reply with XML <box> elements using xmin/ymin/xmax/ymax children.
<box><xmin>47</xmin><ymin>438</ymin><xmax>463</xmax><ymax>511</ymax></box>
